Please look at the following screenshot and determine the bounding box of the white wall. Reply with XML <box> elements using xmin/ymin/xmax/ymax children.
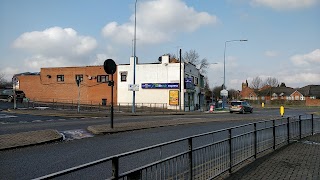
<box><xmin>117</xmin><ymin>55</ymin><xmax>202</xmax><ymax>111</ymax></box>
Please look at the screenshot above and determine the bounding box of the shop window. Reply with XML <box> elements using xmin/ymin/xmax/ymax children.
<box><xmin>57</xmin><ymin>75</ymin><xmax>64</xmax><ymax>82</ymax></box>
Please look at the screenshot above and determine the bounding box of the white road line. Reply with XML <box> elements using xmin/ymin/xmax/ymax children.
<box><xmin>32</xmin><ymin>120</ymin><xmax>43</xmax><ymax>123</ymax></box>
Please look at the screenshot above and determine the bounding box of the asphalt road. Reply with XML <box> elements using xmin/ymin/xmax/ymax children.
<box><xmin>1</xmin><ymin>105</ymin><xmax>319</xmax><ymax>179</ymax></box>
<box><xmin>1</xmin><ymin>105</ymin><xmax>317</xmax><ymax>135</ymax></box>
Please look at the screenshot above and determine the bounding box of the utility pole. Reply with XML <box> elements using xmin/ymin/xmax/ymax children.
<box><xmin>179</xmin><ymin>48</ymin><xmax>182</xmax><ymax>112</ymax></box>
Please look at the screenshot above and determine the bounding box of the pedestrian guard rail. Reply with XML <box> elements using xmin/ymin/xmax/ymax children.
<box><xmin>34</xmin><ymin>114</ymin><xmax>320</xmax><ymax>180</ymax></box>
<box><xmin>20</xmin><ymin>98</ymin><xmax>173</xmax><ymax>113</ymax></box>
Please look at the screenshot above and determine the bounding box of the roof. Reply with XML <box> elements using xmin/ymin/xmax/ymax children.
<box><xmin>298</xmin><ymin>85</ymin><xmax>320</xmax><ymax>97</ymax></box>
<box><xmin>257</xmin><ymin>86</ymin><xmax>295</xmax><ymax>96</ymax></box>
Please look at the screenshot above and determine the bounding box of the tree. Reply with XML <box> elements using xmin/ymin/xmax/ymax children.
<box><xmin>279</xmin><ymin>82</ymin><xmax>286</xmax><ymax>87</ymax></box>
<box><xmin>0</xmin><ymin>72</ymin><xmax>11</xmax><ymax>89</ymax></box>
<box><xmin>183</xmin><ymin>49</ymin><xmax>209</xmax><ymax>75</ymax></box>
<box><xmin>250</xmin><ymin>76</ymin><xmax>263</xmax><ymax>89</ymax></box>
<box><xmin>265</xmin><ymin>77</ymin><xmax>279</xmax><ymax>87</ymax></box>
<box><xmin>228</xmin><ymin>89</ymin><xmax>239</xmax><ymax>100</ymax></box>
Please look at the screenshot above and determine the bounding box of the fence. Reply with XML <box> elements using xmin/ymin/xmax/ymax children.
<box><xmin>20</xmin><ymin>98</ymin><xmax>174</xmax><ymax>113</ymax></box>
<box><xmin>34</xmin><ymin>114</ymin><xmax>319</xmax><ymax>180</ymax></box>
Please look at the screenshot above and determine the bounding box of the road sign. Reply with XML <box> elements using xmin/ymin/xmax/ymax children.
<box><xmin>220</xmin><ymin>89</ymin><xmax>228</xmax><ymax>97</ymax></box>
<box><xmin>128</xmin><ymin>84</ymin><xmax>139</xmax><ymax>91</ymax></box>
<box><xmin>103</xmin><ymin>59</ymin><xmax>116</xmax><ymax>75</ymax></box>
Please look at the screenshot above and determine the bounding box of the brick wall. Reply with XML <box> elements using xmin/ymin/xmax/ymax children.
<box><xmin>306</xmin><ymin>98</ymin><xmax>320</xmax><ymax>106</ymax></box>
<box><xmin>17</xmin><ymin>66</ymin><xmax>117</xmax><ymax>105</ymax></box>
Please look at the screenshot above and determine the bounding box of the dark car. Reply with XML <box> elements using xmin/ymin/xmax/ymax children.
<box><xmin>0</xmin><ymin>89</ymin><xmax>25</xmax><ymax>102</ymax></box>
<box><xmin>229</xmin><ymin>101</ymin><xmax>253</xmax><ymax>114</ymax></box>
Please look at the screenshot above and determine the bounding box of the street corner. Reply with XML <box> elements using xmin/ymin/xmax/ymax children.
<box><xmin>0</xmin><ymin>129</ymin><xmax>63</xmax><ymax>150</ymax></box>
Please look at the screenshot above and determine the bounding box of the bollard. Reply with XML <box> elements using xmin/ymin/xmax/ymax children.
<box><xmin>262</xmin><ymin>102</ymin><xmax>265</xmax><ymax>108</ymax></box>
<box><xmin>280</xmin><ymin>106</ymin><xmax>285</xmax><ymax>117</ymax></box>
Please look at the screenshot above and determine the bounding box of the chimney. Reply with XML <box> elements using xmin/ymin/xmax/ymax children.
<box><xmin>161</xmin><ymin>55</ymin><xmax>169</xmax><ymax>64</ymax></box>
<box><xmin>130</xmin><ymin>56</ymin><xmax>138</xmax><ymax>65</ymax></box>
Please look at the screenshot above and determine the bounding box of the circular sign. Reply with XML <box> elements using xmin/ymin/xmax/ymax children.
<box><xmin>220</xmin><ymin>89</ymin><xmax>228</xmax><ymax>97</ymax></box>
<box><xmin>103</xmin><ymin>59</ymin><xmax>116</xmax><ymax>74</ymax></box>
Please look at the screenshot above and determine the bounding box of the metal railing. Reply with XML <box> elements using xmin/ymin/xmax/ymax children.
<box><xmin>20</xmin><ymin>99</ymin><xmax>173</xmax><ymax>113</ymax></box>
<box><xmin>34</xmin><ymin>114</ymin><xmax>319</xmax><ymax>180</ymax></box>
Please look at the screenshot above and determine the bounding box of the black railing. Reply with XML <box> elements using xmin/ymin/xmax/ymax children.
<box><xmin>34</xmin><ymin>114</ymin><xmax>319</xmax><ymax>180</ymax></box>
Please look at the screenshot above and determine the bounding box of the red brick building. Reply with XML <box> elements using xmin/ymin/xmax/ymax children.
<box><xmin>15</xmin><ymin>66</ymin><xmax>117</xmax><ymax>105</ymax></box>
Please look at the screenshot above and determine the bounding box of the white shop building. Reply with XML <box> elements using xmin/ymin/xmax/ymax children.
<box><xmin>117</xmin><ymin>55</ymin><xmax>205</xmax><ymax>111</ymax></box>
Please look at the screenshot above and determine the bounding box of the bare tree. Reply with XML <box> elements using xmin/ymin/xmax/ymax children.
<box><xmin>183</xmin><ymin>50</ymin><xmax>199</xmax><ymax>64</ymax></box>
<box><xmin>265</xmin><ymin>77</ymin><xmax>279</xmax><ymax>87</ymax></box>
<box><xmin>183</xmin><ymin>49</ymin><xmax>209</xmax><ymax>74</ymax></box>
<box><xmin>250</xmin><ymin>76</ymin><xmax>263</xmax><ymax>89</ymax></box>
<box><xmin>228</xmin><ymin>88</ymin><xmax>239</xmax><ymax>100</ymax></box>
<box><xmin>0</xmin><ymin>72</ymin><xmax>11</xmax><ymax>89</ymax></box>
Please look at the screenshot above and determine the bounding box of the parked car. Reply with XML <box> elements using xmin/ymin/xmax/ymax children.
<box><xmin>0</xmin><ymin>89</ymin><xmax>25</xmax><ymax>102</ymax></box>
<box><xmin>229</xmin><ymin>101</ymin><xmax>253</xmax><ymax>114</ymax></box>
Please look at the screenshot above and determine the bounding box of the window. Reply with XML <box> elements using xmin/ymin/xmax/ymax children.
<box><xmin>57</xmin><ymin>75</ymin><xmax>64</xmax><ymax>82</ymax></box>
<box><xmin>97</xmin><ymin>75</ymin><xmax>109</xmax><ymax>83</ymax></box>
<box><xmin>194</xmin><ymin>77</ymin><xmax>198</xmax><ymax>85</ymax></box>
<box><xmin>75</xmin><ymin>74</ymin><xmax>83</xmax><ymax>82</ymax></box>
<box><xmin>121</xmin><ymin>72</ymin><xmax>127</xmax><ymax>82</ymax></box>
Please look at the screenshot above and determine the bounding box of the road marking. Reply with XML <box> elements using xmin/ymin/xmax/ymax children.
<box><xmin>19</xmin><ymin>121</ymin><xmax>29</xmax><ymax>123</ymax></box>
<box><xmin>32</xmin><ymin>120</ymin><xmax>43</xmax><ymax>123</ymax></box>
<box><xmin>0</xmin><ymin>114</ymin><xmax>17</xmax><ymax>119</ymax></box>
<box><xmin>61</xmin><ymin>129</ymin><xmax>94</xmax><ymax>141</ymax></box>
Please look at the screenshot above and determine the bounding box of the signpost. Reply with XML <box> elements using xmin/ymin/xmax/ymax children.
<box><xmin>103</xmin><ymin>59</ymin><xmax>116</xmax><ymax>128</ymax></box>
<box><xmin>12</xmin><ymin>77</ymin><xmax>18</xmax><ymax>109</ymax></box>
<box><xmin>76</xmin><ymin>79</ymin><xmax>81</xmax><ymax>113</ymax></box>
<box><xmin>220</xmin><ymin>89</ymin><xmax>228</xmax><ymax>109</ymax></box>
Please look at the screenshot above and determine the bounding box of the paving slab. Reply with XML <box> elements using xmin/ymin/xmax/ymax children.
<box><xmin>225</xmin><ymin>134</ymin><xmax>320</xmax><ymax>180</ymax></box>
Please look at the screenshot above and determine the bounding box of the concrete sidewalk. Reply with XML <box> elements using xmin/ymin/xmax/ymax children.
<box><xmin>226</xmin><ymin>134</ymin><xmax>320</xmax><ymax>180</ymax></box>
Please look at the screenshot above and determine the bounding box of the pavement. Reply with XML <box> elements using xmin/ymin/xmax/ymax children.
<box><xmin>225</xmin><ymin>134</ymin><xmax>320</xmax><ymax>180</ymax></box>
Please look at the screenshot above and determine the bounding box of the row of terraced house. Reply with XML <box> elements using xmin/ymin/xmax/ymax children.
<box><xmin>239</xmin><ymin>80</ymin><xmax>320</xmax><ymax>106</ymax></box>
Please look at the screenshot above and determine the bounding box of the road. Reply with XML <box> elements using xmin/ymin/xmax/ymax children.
<box><xmin>0</xmin><ymin>102</ymin><xmax>319</xmax><ymax>179</ymax></box>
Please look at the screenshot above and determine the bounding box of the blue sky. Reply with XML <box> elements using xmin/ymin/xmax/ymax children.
<box><xmin>1</xmin><ymin>0</ymin><xmax>319</xmax><ymax>90</ymax></box>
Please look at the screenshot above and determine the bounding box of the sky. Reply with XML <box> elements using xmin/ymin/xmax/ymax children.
<box><xmin>1</xmin><ymin>0</ymin><xmax>319</xmax><ymax>90</ymax></box>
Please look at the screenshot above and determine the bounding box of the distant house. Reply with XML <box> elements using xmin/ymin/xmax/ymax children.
<box><xmin>239</xmin><ymin>80</ymin><xmax>258</xmax><ymax>100</ymax></box>
<box><xmin>298</xmin><ymin>85</ymin><xmax>320</xmax><ymax>106</ymax></box>
<box><xmin>239</xmin><ymin>81</ymin><xmax>320</xmax><ymax>106</ymax></box>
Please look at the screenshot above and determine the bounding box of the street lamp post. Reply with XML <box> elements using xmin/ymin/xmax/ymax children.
<box><xmin>223</xmin><ymin>39</ymin><xmax>247</xmax><ymax>109</ymax></box>
<box><xmin>132</xmin><ymin>0</ymin><xmax>137</xmax><ymax>113</ymax></box>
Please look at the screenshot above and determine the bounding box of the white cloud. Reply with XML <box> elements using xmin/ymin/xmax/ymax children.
<box><xmin>13</xmin><ymin>27</ymin><xmax>97</xmax><ymax>57</ymax></box>
<box><xmin>24</xmin><ymin>55</ymin><xmax>71</xmax><ymax>70</ymax></box>
<box><xmin>265</xmin><ymin>50</ymin><xmax>278</xmax><ymax>57</ymax></box>
<box><xmin>290</xmin><ymin>49</ymin><xmax>320</xmax><ymax>66</ymax></box>
<box><xmin>250</xmin><ymin>0</ymin><xmax>318</xmax><ymax>10</ymax></box>
<box><xmin>282</xmin><ymin>72</ymin><xmax>320</xmax><ymax>86</ymax></box>
<box><xmin>102</xmin><ymin>0</ymin><xmax>217</xmax><ymax>45</ymax></box>
<box><xmin>0</xmin><ymin>67</ymin><xmax>20</xmax><ymax>81</ymax></box>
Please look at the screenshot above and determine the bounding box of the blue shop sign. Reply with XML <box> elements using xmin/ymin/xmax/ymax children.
<box><xmin>141</xmin><ymin>83</ymin><xmax>179</xmax><ymax>89</ymax></box>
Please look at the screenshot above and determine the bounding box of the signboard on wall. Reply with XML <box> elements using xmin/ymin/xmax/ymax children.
<box><xmin>141</xmin><ymin>83</ymin><xmax>179</xmax><ymax>89</ymax></box>
<box><xmin>169</xmin><ymin>90</ymin><xmax>179</xmax><ymax>105</ymax></box>
<box><xmin>128</xmin><ymin>84</ymin><xmax>139</xmax><ymax>91</ymax></box>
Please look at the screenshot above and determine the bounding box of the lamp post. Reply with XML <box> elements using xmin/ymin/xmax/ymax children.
<box><xmin>223</xmin><ymin>39</ymin><xmax>247</xmax><ymax>109</ymax></box>
<box><xmin>132</xmin><ymin>0</ymin><xmax>137</xmax><ymax>113</ymax></box>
